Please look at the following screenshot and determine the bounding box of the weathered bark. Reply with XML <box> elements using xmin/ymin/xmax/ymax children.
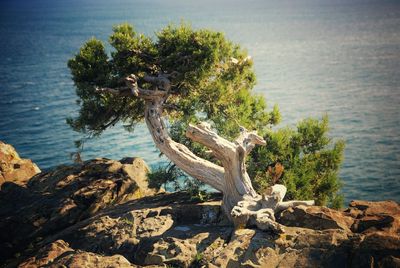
<box><xmin>97</xmin><ymin>73</ymin><xmax>314</xmax><ymax>232</ymax></box>
<box><xmin>125</xmin><ymin>74</ymin><xmax>225</xmax><ymax>193</ymax></box>
<box><xmin>231</xmin><ymin>184</ymin><xmax>314</xmax><ymax>232</ymax></box>
<box><xmin>186</xmin><ymin>123</ymin><xmax>265</xmax><ymax>216</ymax></box>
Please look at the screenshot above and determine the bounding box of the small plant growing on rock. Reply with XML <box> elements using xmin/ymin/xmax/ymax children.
<box><xmin>190</xmin><ymin>252</ymin><xmax>205</xmax><ymax>268</ymax></box>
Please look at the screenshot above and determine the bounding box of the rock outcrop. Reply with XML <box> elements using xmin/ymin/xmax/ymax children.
<box><xmin>347</xmin><ymin>200</ymin><xmax>400</xmax><ymax>235</ymax></box>
<box><xmin>278</xmin><ymin>204</ymin><xmax>354</xmax><ymax>232</ymax></box>
<box><xmin>0</xmin><ymin>147</ymin><xmax>398</xmax><ymax>267</ymax></box>
<box><xmin>2</xmin><ymin>189</ymin><xmax>399</xmax><ymax>268</ymax></box>
<box><xmin>18</xmin><ymin>240</ymin><xmax>135</xmax><ymax>268</ymax></box>
<box><xmin>0</xmin><ymin>141</ymin><xmax>40</xmax><ymax>186</ymax></box>
<box><xmin>276</xmin><ymin>201</ymin><xmax>400</xmax><ymax>268</ymax></box>
<box><xmin>0</xmin><ymin>157</ymin><xmax>155</xmax><ymax>263</ymax></box>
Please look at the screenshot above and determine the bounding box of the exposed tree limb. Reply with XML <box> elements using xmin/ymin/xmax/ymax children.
<box><xmin>186</xmin><ymin>122</ymin><xmax>236</xmax><ymax>162</ymax></box>
<box><xmin>235</xmin><ymin>127</ymin><xmax>267</xmax><ymax>155</ymax></box>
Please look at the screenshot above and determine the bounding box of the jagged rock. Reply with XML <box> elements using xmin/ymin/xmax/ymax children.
<box><xmin>119</xmin><ymin>157</ymin><xmax>154</xmax><ymax>197</ymax></box>
<box><xmin>0</xmin><ymin>141</ymin><xmax>40</xmax><ymax>186</ymax></box>
<box><xmin>18</xmin><ymin>240</ymin><xmax>73</xmax><ymax>268</ymax></box>
<box><xmin>0</xmin><ymin>157</ymin><xmax>155</xmax><ymax>263</ymax></box>
<box><xmin>275</xmin><ymin>201</ymin><xmax>400</xmax><ymax>268</ymax></box>
<box><xmin>9</xmin><ymin>191</ymin><xmax>400</xmax><ymax>268</ymax></box>
<box><xmin>347</xmin><ymin>200</ymin><xmax>400</xmax><ymax>235</ymax></box>
<box><xmin>350</xmin><ymin>233</ymin><xmax>400</xmax><ymax>267</ymax></box>
<box><xmin>209</xmin><ymin>225</ymin><xmax>397</xmax><ymax>268</ymax></box>
<box><xmin>211</xmin><ymin>229</ymin><xmax>256</xmax><ymax>267</ymax></box>
<box><xmin>34</xmin><ymin>193</ymin><xmax>227</xmax><ymax>266</ymax></box>
<box><xmin>141</xmin><ymin>225</ymin><xmax>231</xmax><ymax>267</ymax></box>
<box><xmin>278</xmin><ymin>205</ymin><xmax>354</xmax><ymax>232</ymax></box>
<box><xmin>278</xmin><ymin>200</ymin><xmax>400</xmax><ymax>237</ymax></box>
<box><xmin>18</xmin><ymin>240</ymin><xmax>135</xmax><ymax>268</ymax></box>
<box><xmin>2</xmin><ymin>156</ymin><xmax>399</xmax><ymax>268</ymax></box>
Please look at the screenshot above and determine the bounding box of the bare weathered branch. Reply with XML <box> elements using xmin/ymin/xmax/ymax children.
<box><xmin>235</xmin><ymin>127</ymin><xmax>266</xmax><ymax>155</ymax></box>
<box><xmin>124</xmin><ymin>74</ymin><xmax>169</xmax><ymax>100</ymax></box>
<box><xmin>186</xmin><ymin>123</ymin><xmax>236</xmax><ymax>162</ymax></box>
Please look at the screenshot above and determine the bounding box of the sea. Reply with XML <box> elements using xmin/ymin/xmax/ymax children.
<box><xmin>0</xmin><ymin>0</ymin><xmax>399</xmax><ymax>203</ymax></box>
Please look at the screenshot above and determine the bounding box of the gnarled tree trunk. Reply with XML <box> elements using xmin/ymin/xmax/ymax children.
<box><xmin>97</xmin><ymin>74</ymin><xmax>314</xmax><ymax>232</ymax></box>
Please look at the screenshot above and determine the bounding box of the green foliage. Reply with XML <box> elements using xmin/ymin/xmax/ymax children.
<box><xmin>184</xmin><ymin>177</ymin><xmax>210</xmax><ymax>202</ymax></box>
<box><xmin>67</xmin><ymin>36</ymin><xmax>144</xmax><ymax>136</ymax></box>
<box><xmin>120</xmin><ymin>218</ymin><xmax>135</xmax><ymax>226</ymax></box>
<box><xmin>69</xmin><ymin>23</ymin><xmax>344</xmax><ymax>208</ymax></box>
<box><xmin>68</xmin><ymin>22</ymin><xmax>277</xmax><ymax>138</ymax></box>
<box><xmin>191</xmin><ymin>252</ymin><xmax>205</xmax><ymax>267</ymax></box>
<box><xmin>147</xmin><ymin>163</ymin><xmax>210</xmax><ymax>202</ymax></box>
<box><xmin>147</xmin><ymin>164</ymin><xmax>182</xmax><ymax>191</ymax></box>
<box><xmin>248</xmin><ymin>116</ymin><xmax>345</xmax><ymax>208</ymax></box>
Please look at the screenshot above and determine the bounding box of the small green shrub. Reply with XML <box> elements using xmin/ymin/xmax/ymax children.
<box><xmin>147</xmin><ymin>163</ymin><xmax>210</xmax><ymax>202</ymax></box>
<box><xmin>248</xmin><ymin>115</ymin><xmax>345</xmax><ymax>208</ymax></box>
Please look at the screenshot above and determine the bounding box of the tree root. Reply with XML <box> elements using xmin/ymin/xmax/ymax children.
<box><xmin>231</xmin><ymin>184</ymin><xmax>314</xmax><ymax>233</ymax></box>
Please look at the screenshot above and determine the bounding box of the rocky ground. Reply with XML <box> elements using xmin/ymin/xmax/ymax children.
<box><xmin>0</xmin><ymin>141</ymin><xmax>399</xmax><ymax>268</ymax></box>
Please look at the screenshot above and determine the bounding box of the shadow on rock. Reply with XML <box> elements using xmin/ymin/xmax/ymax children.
<box><xmin>1</xmin><ymin>153</ymin><xmax>399</xmax><ymax>267</ymax></box>
<box><xmin>0</xmin><ymin>157</ymin><xmax>155</xmax><ymax>263</ymax></box>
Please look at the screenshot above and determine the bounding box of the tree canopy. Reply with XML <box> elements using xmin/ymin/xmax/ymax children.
<box><xmin>68</xmin><ymin>23</ymin><xmax>344</xmax><ymax>208</ymax></box>
<box><xmin>67</xmin><ymin>23</ymin><xmax>279</xmax><ymax>138</ymax></box>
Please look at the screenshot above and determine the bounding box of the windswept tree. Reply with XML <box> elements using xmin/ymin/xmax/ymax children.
<box><xmin>68</xmin><ymin>23</ymin><xmax>344</xmax><ymax>232</ymax></box>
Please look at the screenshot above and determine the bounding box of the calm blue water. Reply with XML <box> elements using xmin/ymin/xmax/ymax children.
<box><xmin>0</xmin><ymin>0</ymin><xmax>399</xmax><ymax>203</ymax></box>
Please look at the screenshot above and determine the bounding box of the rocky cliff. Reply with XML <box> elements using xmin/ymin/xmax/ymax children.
<box><xmin>0</xmin><ymin>141</ymin><xmax>398</xmax><ymax>268</ymax></box>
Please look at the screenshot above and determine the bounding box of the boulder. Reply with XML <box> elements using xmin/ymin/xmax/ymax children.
<box><xmin>275</xmin><ymin>200</ymin><xmax>400</xmax><ymax>268</ymax></box>
<box><xmin>347</xmin><ymin>200</ymin><xmax>400</xmax><ymax>235</ymax></box>
<box><xmin>0</xmin><ymin>157</ymin><xmax>155</xmax><ymax>263</ymax></box>
<box><xmin>278</xmin><ymin>205</ymin><xmax>354</xmax><ymax>232</ymax></box>
<box><xmin>350</xmin><ymin>233</ymin><xmax>400</xmax><ymax>267</ymax></box>
<box><xmin>211</xmin><ymin>228</ymin><xmax>257</xmax><ymax>267</ymax></box>
<box><xmin>0</xmin><ymin>141</ymin><xmax>40</xmax><ymax>186</ymax></box>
